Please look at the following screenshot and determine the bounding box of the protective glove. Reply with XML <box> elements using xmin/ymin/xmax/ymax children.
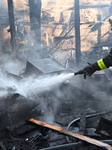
<box><xmin>75</xmin><ymin>64</ymin><xmax>96</xmax><ymax>79</ymax></box>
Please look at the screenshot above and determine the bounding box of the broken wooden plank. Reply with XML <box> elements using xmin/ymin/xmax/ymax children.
<box><xmin>29</xmin><ymin>118</ymin><xmax>112</xmax><ymax>150</ymax></box>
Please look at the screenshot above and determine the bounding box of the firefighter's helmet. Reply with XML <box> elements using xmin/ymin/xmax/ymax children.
<box><xmin>15</xmin><ymin>21</ymin><xmax>24</xmax><ymax>27</ymax></box>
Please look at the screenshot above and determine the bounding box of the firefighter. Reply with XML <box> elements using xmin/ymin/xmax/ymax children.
<box><xmin>15</xmin><ymin>21</ymin><xmax>34</xmax><ymax>61</ymax></box>
<box><xmin>75</xmin><ymin>48</ymin><xmax>112</xmax><ymax>79</ymax></box>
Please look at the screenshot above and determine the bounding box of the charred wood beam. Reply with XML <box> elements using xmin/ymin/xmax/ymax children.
<box><xmin>97</xmin><ymin>15</ymin><xmax>101</xmax><ymax>47</ymax></box>
<box><xmin>68</xmin><ymin>4</ymin><xmax>110</xmax><ymax>10</ymax></box>
<box><xmin>81</xmin><ymin>4</ymin><xmax>110</xmax><ymax>9</ymax></box>
<box><xmin>29</xmin><ymin>118</ymin><xmax>112</xmax><ymax>150</ymax></box>
<box><xmin>54</xmin><ymin>35</ymin><xmax>74</xmax><ymax>41</ymax></box>
<box><xmin>74</xmin><ymin>0</ymin><xmax>81</xmax><ymax>65</ymax></box>
<box><xmin>7</xmin><ymin>0</ymin><xmax>16</xmax><ymax>53</ymax></box>
<box><xmin>29</xmin><ymin>0</ymin><xmax>41</xmax><ymax>48</ymax></box>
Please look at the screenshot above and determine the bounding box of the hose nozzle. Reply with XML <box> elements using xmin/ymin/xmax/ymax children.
<box><xmin>74</xmin><ymin>70</ymin><xmax>84</xmax><ymax>75</ymax></box>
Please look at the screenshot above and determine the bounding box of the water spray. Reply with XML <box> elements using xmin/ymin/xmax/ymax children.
<box><xmin>0</xmin><ymin>71</ymin><xmax>74</xmax><ymax>98</ymax></box>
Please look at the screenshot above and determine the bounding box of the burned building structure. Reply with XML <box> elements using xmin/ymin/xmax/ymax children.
<box><xmin>0</xmin><ymin>0</ymin><xmax>112</xmax><ymax>150</ymax></box>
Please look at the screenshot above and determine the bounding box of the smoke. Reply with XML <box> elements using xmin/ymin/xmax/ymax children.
<box><xmin>0</xmin><ymin>64</ymin><xmax>74</xmax><ymax>97</ymax></box>
<box><xmin>18</xmin><ymin>73</ymin><xmax>73</xmax><ymax>96</ymax></box>
<box><xmin>0</xmin><ymin>0</ymin><xmax>8</xmax><ymax>17</ymax></box>
<box><xmin>3</xmin><ymin>59</ymin><xmax>25</xmax><ymax>75</ymax></box>
<box><xmin>1</xmin><ymin>58</ymin><xmax>112</xmax><ymax>126</ymax></box>
<box><xmin>1</xmin><ymin>0</ymin><xmax>112</xmax><ymax>130</ymax></box>
<box><xmin>77</xmin><ymin>74</ymin><xmax>112</xmax><ymax>113</ymax></box>
<box><xmin>0</xmin><ymin>66</ymin><xmax>74</xmax><ymax>123</ymax></box>
<box><xmin>15</xmin><ymin>73</ymin><xmax>74</xmax><ymax>124</ymax></box>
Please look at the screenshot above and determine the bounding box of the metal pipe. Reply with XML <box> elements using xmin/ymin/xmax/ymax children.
<box><xmin>39</xmin><ymin>140</ymin><xmax>112</xmax><ymax>150</ymax></box>
<box><xmin>67</xmin><ymin>111</ymin><xmax>112</xmax><ymax>131</ymax></box>
<box><xmin>39</xmin><ymin>142</ymin><xmax>80</xmax><ymax>150</ymax></box>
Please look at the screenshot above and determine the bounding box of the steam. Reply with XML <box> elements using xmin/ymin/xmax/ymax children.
<box><xmin>0</xmin><ymin>68</ymin><xmax>74</xmax><ymax>123</ymax></box>
<box><xmin>0</xmin><ymin>60</ymin><xmax>112</xmax><ymax>125</ymax></box>
<box><xmin>18</xmin><ymin>73</ymin><xmax>74</xmax><ymax>96</ymax></box>
<box><xmin>1</xmin><ymin>59</ymin><xmax>112</xmax><ymax>125</ymax></box>
<box><xmin>0</xmin><ymin>67</ymin><xmax>74</xmax><ymax>98</ymax></box>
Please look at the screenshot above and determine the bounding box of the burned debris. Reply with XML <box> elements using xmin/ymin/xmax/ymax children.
<box><xmin>0</xmin><ymin>61</ymin><xmax>112</xmax><ymax>150</ymax></box>
<box><xmin>0</xmin><ymin>0</ymin><xmax>112</xmax><ymax>150</ymax></box>
<box><xmin>1</xmin><ymin>111</ymin><xmax>112</xmax><ymax>149</ymax></box>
